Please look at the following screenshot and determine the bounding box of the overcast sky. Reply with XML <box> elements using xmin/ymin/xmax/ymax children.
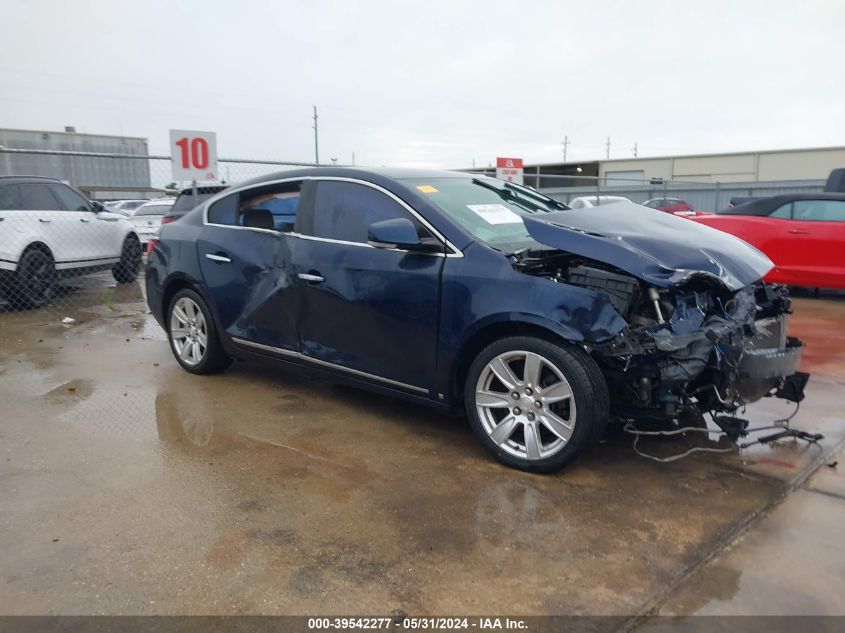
<box><xmin>1</xmin><ymin>0</ymin><xmax>843</xmax><ymax>168</ymax></box>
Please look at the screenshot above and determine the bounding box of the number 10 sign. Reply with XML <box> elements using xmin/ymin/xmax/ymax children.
<box><xmin>169</xmin><ymin>129</ymin><xmax>218</xmax><ymax>182</ymax></box>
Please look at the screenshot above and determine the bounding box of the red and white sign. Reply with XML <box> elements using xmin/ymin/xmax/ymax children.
<box><xmin>495</xmin><ymin>157</ymin><xmax>524</xmax><ymax>184</ymax></box>
<box><xmin>169</xmin><ymin>129</ymin><xmax>218</xmax><ymax>182</ymax></box>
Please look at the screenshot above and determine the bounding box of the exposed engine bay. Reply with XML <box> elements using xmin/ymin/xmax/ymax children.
<box><xmin>509</xmin><ymin>248</ymin><xmax>809</xmax><ymax>424</ymax></box>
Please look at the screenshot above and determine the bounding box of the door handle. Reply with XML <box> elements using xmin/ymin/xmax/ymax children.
<box><xmin>39</xmin><ymin>218</ymin><xmax>52</xmax><ymax>223</ymax></box>
<box><xmin>297</xmin><ymin>272</ymin><xmax>325</xmax><ymax>283</ymax></box>
<box><xmin>205</xmin><ymin>253</ymin><xmax>232</xmax><ymax>263</ymax></box>
<box><xmin>788</xmin><ymin>229</ymin><xmax>809</xmax><ymax>235</ymax></box>
<box><xmin>80</xmin><ymin>218</ymin><xmax>90</xmax><ymax>223</ymax></box>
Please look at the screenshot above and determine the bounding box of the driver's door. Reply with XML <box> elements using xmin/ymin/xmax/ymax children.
<box><xmin>291</xmin><ymin>179</ymin><xmax>444</xmax><ymax>394</ymax></box>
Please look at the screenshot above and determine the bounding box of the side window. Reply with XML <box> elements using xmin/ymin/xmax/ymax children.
<box><xmin>239</xmin><ymin>182</ymin><xmax>301</xmax><ymax>232</ymax></box>
<box><xmin>793</xmin><ymin>200</ymin><xmax>845</xmax><ymax>222</ymax></box>
<box><xmin>769</xmin><ymin>202</ymin><xmax>792</xmax><ymax>219</ymax></box>
<box><xmin>19</xmin><ymin>184</ymin><xmax>63</xmax><ymax>210</ymax></box>
<box><xmin>207</xmin><ymin>183</ymin><xmax>302</xmax><ymax>231</ymax></box>
<box><xmin>49</xmin><ymin>184</ymin><xmax>91</xmax><ymax>211</ymax></box>
<box><xmin>301</xmin><ymin>181</ymin><xmax>427</xmax><ymax>243</ymax></box>
<box><xmin>0</xmin><ymin>184</ymin><xmax>22</xmax><ymax>210</ymax></box>
<box><xmin>207</xmin><ymin>194</ymin><xmax>239</xmax><ymax>226</ymax></box>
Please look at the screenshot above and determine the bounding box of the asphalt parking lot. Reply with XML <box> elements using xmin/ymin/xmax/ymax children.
<box><xmin>1</xmin><ymin>274</ymin><xmax>843</xmax><ymax>622</ymax></box>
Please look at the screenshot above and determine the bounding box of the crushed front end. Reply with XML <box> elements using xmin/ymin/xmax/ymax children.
<box><xmin>593</xmin><ymin>279</ymin><xmax>807</xmax><ymax>421</ymax></box>
<box><xmin>509</xmin><ymin>249</ymin><xmax>808</xmax><ymax>423</ymax></box>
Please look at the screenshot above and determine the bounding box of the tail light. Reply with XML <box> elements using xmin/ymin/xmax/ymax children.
<box><xmin>161</xmin><ymin>216</ymin><xmax>176</xmax><ymax>225</ymax></box>
<box><xmin>146</xmin><ymin>238</ymin><xmax>159</xmax><ymax>257</ymax></box>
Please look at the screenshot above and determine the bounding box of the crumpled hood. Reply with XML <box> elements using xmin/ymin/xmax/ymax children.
<box><xmin>522</xmin><ymin>201</ymin><xmax>774</xmax><ymax>290</ymax></box>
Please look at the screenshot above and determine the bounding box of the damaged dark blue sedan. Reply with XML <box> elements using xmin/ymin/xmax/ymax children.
<box><xmin>146</xmin><ymin>168</ymin><xmax>806</xmax><ymax>472</ymax></box>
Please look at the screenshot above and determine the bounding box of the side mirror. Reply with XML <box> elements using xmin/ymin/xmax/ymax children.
<box><xmin>242</xmin><ymin>208</ymin><xmax>275</xmax><ymax>230</ymax></box>
<box><xmin>367</xmin><ymin>218</ymin><xmax>443</xmax><ymax>253</ymax></box>
<box><xmin>91</xmin><ymin>201</ymin><xmax>106</xmax><ymax>213</ymax></box>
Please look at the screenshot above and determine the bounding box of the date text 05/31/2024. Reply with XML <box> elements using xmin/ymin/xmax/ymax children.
<box><xmin>307</xmin><ymin>617</ymin><xmax>528</xmax><ymax>630</ymax></box>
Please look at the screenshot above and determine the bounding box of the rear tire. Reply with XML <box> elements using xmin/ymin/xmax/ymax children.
<box><xmin>464</xmin><ymin>336</ymin><xmax>609</xmax><ymax>473</ymax></box>
<box><xmin>167</xmin><ymin>288</ymin><xmax>232</xmax><ymax>374</ymax></box>
<box><xmin>12</xmin><ymin>247</ymin><xmax>56</xmax><ymax>309</ymax></box>
<box><xmin>112</xmin><ymin>234</ymin><xmax>142</xmax><ymax>283</ymax></box>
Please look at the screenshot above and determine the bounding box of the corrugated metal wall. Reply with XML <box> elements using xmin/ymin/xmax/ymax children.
<box><xmin>0</xmin><ymin>129</ymin><xmax>151</xmax><ymax>188</ymax></box>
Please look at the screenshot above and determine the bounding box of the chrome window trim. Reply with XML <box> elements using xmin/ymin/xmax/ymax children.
<box><xmin>231</xmin><ymin>337</ymin><xmax>429</xmax><ymax>395</ymax></box>
<box><xmin>202</xmin><ymin>175</ymin><xmax>463</xmax><ymax>258</ymax></box>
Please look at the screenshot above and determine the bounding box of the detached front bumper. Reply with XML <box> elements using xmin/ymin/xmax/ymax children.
<box><xmin>737</xmin><ymin>336</ymin><xmax>807</xmax><ymax>403</ymax></box>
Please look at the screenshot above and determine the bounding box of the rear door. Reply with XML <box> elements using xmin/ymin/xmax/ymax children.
<box><xmin>291</xmin><ymin>178</ymin><xmax>443</xmax><ymax>394</ymax></box>
<box><xmin>197</xmin><ymin>180</ymin><xmax>303</xmax><ymax>352</ymax></box>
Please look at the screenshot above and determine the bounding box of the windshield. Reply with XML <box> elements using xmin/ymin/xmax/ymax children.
<box><xmin>404</xmin><ymin>177</ymin><xmax>566</xmax><ymax>249</ymax></box>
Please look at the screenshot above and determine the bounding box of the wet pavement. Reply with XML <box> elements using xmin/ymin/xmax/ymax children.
<box><xmin>643</xmin><ymin>448</ymin><xmax>845</xmax><ymax>621</ymax></box>
<box><xmin>0</xmin><ymin>276</ymin><xmax>843</xmax><ymax>621</ymax></box>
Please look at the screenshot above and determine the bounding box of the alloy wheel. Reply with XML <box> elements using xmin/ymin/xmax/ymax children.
<box><xmin>169</xmin><ymin>297</ymin><xmax>208</xmax><ymax>367</ymax></box>
<box><xmin>475</xmin><ymin>350</ymin><xmax>577</xmax><ymax>461</ymax></box>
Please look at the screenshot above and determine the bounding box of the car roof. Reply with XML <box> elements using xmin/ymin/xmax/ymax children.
<box><xmin>0</xmin><ymin>175</ymin><xmax>64</xmax><ymax>185</ymax></box>
<box><xmin>233</xmin><ymin>166</ymin><xmax>474</xmax><ymax>189</ymax></box>
<box><xmin>719</xmin><ymin>192</ymin><xmax>845</xmax><ymax>215</ymax></box>
<box><xmin>138</xmin><ymin>198</ymin><xmax>174</xmax><ymax>206</ymax></box>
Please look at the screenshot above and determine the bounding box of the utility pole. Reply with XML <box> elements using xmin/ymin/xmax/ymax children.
<box><xmin>605</xmin><ymin>137</ymin><xmax>611</xmax><ymax>159</ymax></box>
<box><xmin>632</xmin><ymin>142</ymin><xmax>638</xmax><ymax>157</ymax></box>
<box><xmin>561</xmin><ymin>135</ymin><xmax>570</xmax><ymax>162</ymax></box>
<box><xmin>312</xmin><ymin>105</ymin><xmax>319</xmax><ymax>165</ymax></box>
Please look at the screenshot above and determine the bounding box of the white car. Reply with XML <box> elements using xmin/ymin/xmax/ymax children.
<box><xmin>0</xmin><ymin>176</ymin><xmax>141</xmax><ymax>308</ymax></box>
<box><xmin>567</xmin><ymin>195</ymin><xmax>631</xmax><ymax>209</ymax></box>
<box><xmin>127</xmin><ymin>198</ymin><xmax>174</xmax><ymax>248</ymax></box>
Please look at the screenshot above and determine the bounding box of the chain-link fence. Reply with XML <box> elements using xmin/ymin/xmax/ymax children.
<box><xmin>0</xmin><ymin>148</ymin><xmax>329</xmax><ymax>443</ymax></box>
<box><xmin>0</xmin><ymin>148</ymin><xmax>319</xmax><ymax>311</ymax></box>
<box><xmin>1</xmin><ymin>148</ymin><xmax>832</xmax><ymax>315</ymax></box>
<box><xmin>466</xmin><ymin>169</ymin><xmax>827</xmax><ymax>212</ymax></box>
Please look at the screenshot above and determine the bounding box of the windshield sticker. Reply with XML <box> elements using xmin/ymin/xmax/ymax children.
<box><xmin>466</xmin><ymin>204</ymin><xmax>523</xmax><ymax>225</ymax></box>
<box><xmin>416</xmin><ymin>185</ymin><xmax>438</xmax><ymax>193</ymax></box>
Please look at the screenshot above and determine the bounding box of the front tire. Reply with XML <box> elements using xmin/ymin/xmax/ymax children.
<box><xmin>167</xmin><ymin>288</ymin><xmax>232</xmax><ymax>374</ymax></box>
<box><xmin>12</xmin><ymin>248</ymin><xmax>57</xmax><ymax>309</ymax></box>
<box><xmin>464</xmin><ymin>336</ymin><xmax>609</xmax><ymax>473</ymax></box>
<box><xmin>112</xmin><ymin>234</ymin><xmax>142</xmax><ymax>283</ymax></box>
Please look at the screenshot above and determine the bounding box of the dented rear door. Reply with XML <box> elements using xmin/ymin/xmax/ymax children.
<box><xmin>197</xmin><ymin>189</ymin><xmax>301</xmax><ymax>353</ymax></box>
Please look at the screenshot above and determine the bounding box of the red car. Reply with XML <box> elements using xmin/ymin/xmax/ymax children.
<box><xmin>642</xmin><ymin>197</ymin><xmax>695</xmax><ymax>214</ymax></box>
<box><xmin>691</xmin><ymin>193</ymin><xmax>845</xmax><ymax>289</ymax></box>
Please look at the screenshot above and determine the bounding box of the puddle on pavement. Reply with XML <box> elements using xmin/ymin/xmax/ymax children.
<box><xmin>43</xmin><ymin>378</ymin><xmax>95</xmax><ymax>403</ymax></box>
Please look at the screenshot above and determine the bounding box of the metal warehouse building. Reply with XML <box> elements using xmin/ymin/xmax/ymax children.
<box><xmin>507</xmin><ymin>146</ymin><xmax>845</xmax><ymax>188</ymax></box>
<box><xmin>0</xmin><ymin>127</ymin><xmax>155</xmax><ymax>199</ymax></box>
